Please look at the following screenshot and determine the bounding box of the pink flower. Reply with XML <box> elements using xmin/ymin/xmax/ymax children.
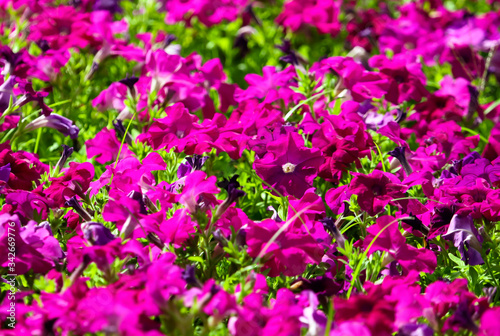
<box><xmin>480</xmin><ymin>307</ymin><xmax>500</xmax><ymax>336</ymax></box>
<box><xmin>0</xmin><ymin>214</ymin><xmax>57</xmax><ymax>274</ymax></box>
<box><xmin>364</xmin><ymin>216</ymin><xmax>437</xmax><ymax>274</ymax></box>
<box><xmin>334</xmin><ymin>285</ymin><xmax>396</xmax><ymax>336</ymax></box>
<box><xmin>369</xmin><ymin>54</ymin><xmax>428</xmax><ymax>104</ymax></box>
<box><xmin>0</xmin><ymin>143</ymin><xmax>47</xmax><ymax>191</ymax></box>
<box><xmin>235</xmin><ymin>66</ymin><xmax>302</xmax><ymax>106</ymax></box>
<box><xmin>159</xmin><ymin>209</ymin><xmax>196</xmax><ymax>247</ymax></box>
<box><xmin>276</xmin><ymin>0</ymin><xmax>341</xmax><ymax>37</ymax></box>
<box><xmin>28</xmin><ymin>6</ymin><xmax>93</xmax><ymax>50</ymax></box>
<box><xmin>349</xmin><ymin>170</ymin><xmax>407</xmax><ymax>216</ymax></box>
<box><xmin>178</xmin><ymin>170</ymin><xmax>220</xmax><ymax>214</ymax></box>
<box><xmin>86</xmin><ymin>127</ymin><xmax>133</xmax><ymax>164</ymax></box>
<box><xmin>246</xmin><ymin>218</ymin><xmax>324</xmax><ymax>276</ymax></box>
<box><xmin>44</xmin><ymin>162</ymin><xmax>94</xmax><ymax>207</ymax></box>
<box><xmin>254</xmin><ymin>132</ymin><xmax>324</xmax><ymax>199</ymax></box>
<box><xmin>138</xmin><ymin>102</ymin><xmax>201</xmax><ymax>151</ymax></box>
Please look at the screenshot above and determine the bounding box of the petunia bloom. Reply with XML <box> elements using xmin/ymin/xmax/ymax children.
<box><xmin>349</xmin><ymin>170</ymin><xmax>407</xmax><ymax>216</ymax></box>
<box><xmin>246</xmin><ymin>218</ymin><xmax>324</xmax><ymax>276</ymax></box>
<box><xmin>442</xmin><ymin>214</ymin><xmax>484</xmax><ymax>266</ymax></box>
<box><xmin>25</xmin><ymin>114</ymin><xmax>79</xmax><ymax>139</ymax></box>
<box><xmin>254</xmin><ymin>132</ymin><xmax>324</xmax><ymax>198</ymax></box>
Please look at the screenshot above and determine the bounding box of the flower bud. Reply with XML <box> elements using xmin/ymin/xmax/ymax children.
<box><xmin>54</xmin><ymin>145</ymin><xmax>73</xmax><ymax>173</ymax></box>
<box><xmin>82</xmin><ymin>221</ymin><xmax>115</xmax><ymax>246</ymax></box>
<box><xmin>0</xmin><ymin>76</ymin><xmax>16</xmax><ymax>113</ymax></box>
<box><xmin>65</xmin><ymin>196</ymin><xmax>92</xmax><ymax>222</ymax></box>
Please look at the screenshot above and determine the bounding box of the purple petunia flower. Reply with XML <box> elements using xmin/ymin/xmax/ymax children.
<box><xmin>442</xmin><ymin>214</ymin><xmax>484</xmax><ymax>266</ymax></box>
<box><xmin>0</xmin><ymin>163</ymin><xmax>10</xmax><ymax>190</ymax></box>
<box><xmin>54</xmin><ymin>144</ymin><xmax>73</xmax><ymax>173</ymax></box>
<box><xmin>82</xmin><ymin>221</ymin><xmax>116</xmax><ymax>246</ymax></box>
<box><xmin>0</xmin><ymin>76</ymin><xmax>16</xmax><ymax>113</ymax></box>
<box><xmin>349</xmin><ymin>170</ymin><xmax>407</xmax><ymax>216</ymax></box>
<box><xmin>254</xmin><ymin>132</ymin><xmax>324</xmax><ymax>199</ymax></box>
<box><xmin>93</xmin><ymin>0</ymin><xmax>122</xmax><ymax>13</ymax></box>
<box><xmin>25</xmin><ymin>113</ymin><xmax>79</xmax><ymax>139</ymax></box>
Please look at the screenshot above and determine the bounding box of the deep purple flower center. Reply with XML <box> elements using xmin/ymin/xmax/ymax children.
<box><xmin>358</xmin><ymin>299</ymin><xmax>374</xmax><ymax>313</ymax></box>
<box><xmin>372</xmin><ymin>184</ymin><xmax>384</xmax><ymax>196</ymax></box>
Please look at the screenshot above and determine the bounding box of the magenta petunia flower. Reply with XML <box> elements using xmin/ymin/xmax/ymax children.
<box><xmin>480</xmin><ymin>307</ymin><xmax>500</xmax><ymax>336</ymax></box>
<box><xmin>4</xmin><ymin>189</ymin><xmax>52</xmax><ymax>223</ymax></box>
<box><xmin>364</xmin><ymin>216</ymin><xmax>437</xmax><ymax>274</ymax></box>
<box><xmin>275</xmin><ymin>0</ymin><xmax>342</xmax><ymax>37</ymax></box>
<box><xmin>86</xmin><ymin>127</ymin><xmax>133</xmax><ymax>164</ymax></box>
<box><xmin>27</xmin><ymin>6</ymin><xmax>93</xmax><ymax>51</ymax></box>
<box><xmin>254</xmin><ymin>132</ymin><xmax>324</xmax><ymax>199</ymax></box>
<box><xmin>334</xmin><ymin>285</ymin><xmax>396</xmax><ymax>336</ymax></box>
<box><xmin>349</xmin><ymin>170</ymin><xmax>407</xmax><ymax>216</ymax></box>
<box><xmin>0</xmin><ymin>214</ymin><xmax>57</xmax><ymax>274</ymax></box>
<box><xmin>246</xmin><ymin>218</ymin><xmax>324</xmax><ymax>277</ymax></box>
<box><xmin>178</xmin><ymin>170</ymin><xmax>220</xmax><ymax>214</ymax></box>
<box><xmin>44</xmin><ymin>162</ymin><xmax>94</xmax><ymax>207</ymax></box>
<box><xmin>369</xmin><ymin>54</ymin><xmax>428</xmax><ymax>104</ymax></box>
<box><xmin>442</xmin><ymin>214</ymin><xmax>484</xmax><ymax>266</ymax></box>
<box><xmin>0</xmin><ymin>142</ymin><xmax>48</xmax><ymax>191</ymax></box>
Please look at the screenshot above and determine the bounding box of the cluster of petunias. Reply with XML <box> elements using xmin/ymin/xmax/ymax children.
<box><xmin>2</xmin><ymin>0</ymin><xmax>500</xmax><ymax>335</ymax></box>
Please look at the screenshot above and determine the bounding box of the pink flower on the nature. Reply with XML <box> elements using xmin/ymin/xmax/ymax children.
<box><xmin>178</xmin><ymin>170</ymin><xmax>220</xmax><ymax>214</ymax></box>
<box><xmin>276</xmin><ymin>0</ymin><xmax>342</xmax><ymax>37</ymax></box>
<box><xmin>480</xmin><ymin>307</ymin><xmax>500</xmax><ymax>336</ymax></box>
<box><xmin>369</xmin><ymin>54</ymin><xmax>428</xmax><ymax>104</ymax></box>
<box><xmin>159</xmin><ymin>209</ymin><xmax>197</xmax><ymax>247</ymax></box>
<box><xmin>44</xmin><ymin>162</ymin><xmax>94</xmax><ymax>206</ymax></box>
<box><xmin>349</xmin><ymin>170</ymin><xmax>407</xmax><ymax>216</ymax></box>
<box><xmin>246</xmin><ymin>218</ymin><xmax>324</xmax><ymax>276</ymax></box>
<box><xmin>235</xmin><ymin>66</ymin><xmax>302</xmax><ymax>106</ymax></box>
<box><xmin>86</xmin><ymin>128</ymin><xmax>133</xmax><ymax>164</ymax></box>
<box><xmin>138</xmin><ymin>102</ymin><xmax>201</xmax><ymax>151</ymax></box>
<box><xmin>0</xmin><ymin>143</ymin><xmax>48</xmax><ymax>191</ymax></box>
<box><xmin>0</xmin><ymin>214</ymin><xmax>59</xmax><ymax>275</ymax></box>
<box><xmin>254</xmin><ymin>132</ymin><xmax>324</xmax><ymax>199</ymax></box>
<box><xmin>28</xmin><ymin>6</ymin><xmax>93</xmax><ymax>51</ymax></box>
<box><xmin>364</xmin><ymin>216</ymin><xmax>437</xmax><ymax>274</ymax></box>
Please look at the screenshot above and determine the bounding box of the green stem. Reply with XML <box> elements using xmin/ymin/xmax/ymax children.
<box><xmin>483</xmin><ymin>252</ymin><xmax>500</xmax><ymax>303</ymax></box>
<box><xmin>346</xmin><ymin>218</ymin><xmax>400</xmax><ymax>299</ymax></box>
<box><xmin>34</xmin><ymin>128</ymin><xmax>42</xmax><ymax>154</ymax></box>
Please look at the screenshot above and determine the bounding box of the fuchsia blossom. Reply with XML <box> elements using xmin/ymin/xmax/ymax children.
<box><xmin>317</xmin><ymin>57</ymin><xmax>390</xmax><ymax>102</ymax></box>
<box><xmin>254</xmin><ymin>132</ymin><xmax>324</xmax><ymax>199</ymax></box>
<box><xmin>2</xmin><ymin>189</ymin><xmax>53</xmax><ymax>223</ymax></box>
<box><xmin>345</xmin><ymin>8</ymin><xmax>388</xmax><ymax>52</ymax></box>
<box><xmin>480</xmin><ymin>308</ymin><xmax>500</xmax><ymax>336</ymax></box>
<box><xmin>138</xmin><ymin>102</ymin><xmax>213</xmax><ymax>153</ymax></box>
<box><xmin>0</xmin><ymin>214</ymin><xmax>62</xmax><ymax>274</ymax></box>
<box><xmin>334</xmin><ymin>284</ymin><xmax>396</xmax><ymax>335</ymax></box>
<box><xmin>90</xmin><ymin>152</ymin><xmax>166</xmax><ymax>199</ymax></box>
<box><xmin>4</xmin><ymin>0</ymin><xmax>500</xmax><ymax>334</ymax></box>
<box><xmin>28</xmin><ymin>6</ymin><xmax>94</xmax><ymax>51</ymax></box>
<box><xmin>312</xmin><ymin>114</ymin><xmax>373</xmax><ymax>182</ymax></box>
<box><xmin>276</xmin><ymin>0</ymin><xmax>341</xmax><ymax>36</ymax></box>
<box><xmin>179</xmin><ymin>170</ymin><xmax>219</xmax><ymax>214</ymax></box>
<box><xmin>0</xmin><ymin>142</ymin><xmax>47</xmax><ymax>191</ymax></box>
<box><xmin>364</xmin><ymin>216</ymin><xmax>437</xmax><ymax>274</ymax></box>
<box><xmin>235</xmin><ymin>66</ymin><xmax>303</xmax><ymax>106</ymax></box>
<box><xmin>161</xmin><ymin>0</ymin><xmax>249</xmax><ymax>27</ymax></box>
<box><xmin>86</xmin><ymin>127</ymin><xmax>133</xmax><ymax>164</ymax></box>
<box><xmin>44</xmin><ymin>162</ymin><xmax>94</xmax><ymax>206</ymax></box>
<box><xmin>246</xmin><ymin>218</ymin><xmax>324</xmax><ymax>277</ymax></box>
<box><xmin>349</xmin><ymin>170</ymin><xmax>407</xmax><ymax>216</ymax></box>
<box><xmin>369</xmin><ymin>54</ymin><xmax>428</xmax><ymax>104</ymax></box>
